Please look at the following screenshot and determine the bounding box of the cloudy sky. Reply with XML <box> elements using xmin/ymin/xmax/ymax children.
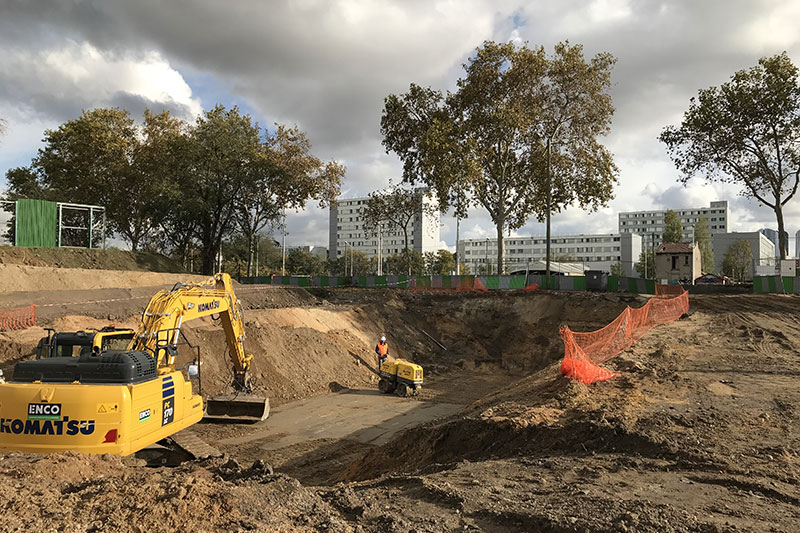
<box><xmin>1</xmin><ymin>0</ymin><xmax>799</xmax><ymax>256</ymax></box>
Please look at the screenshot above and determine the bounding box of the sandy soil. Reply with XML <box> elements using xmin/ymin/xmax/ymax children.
<box><xmin>0</xmin><ymin>280</ymin><xmax>798</xmax><ymax>532</ymax></box>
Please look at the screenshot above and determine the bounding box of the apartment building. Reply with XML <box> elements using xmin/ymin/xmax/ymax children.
<box><xmin>328</xmin><ymin>191</ymin><xmax>440</xmax><ymax>259</ymax></box>
<box><xmin>618</xmin><ymin>200</ymin><xmax>729</xmax><ymax>247</ymax></box>
<box><xmin>457</xmin><ymin>232</ymin><xmax>642</xmax><ymax>276</ymax></box>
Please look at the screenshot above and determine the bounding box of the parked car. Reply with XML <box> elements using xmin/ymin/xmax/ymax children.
<box><xmin>695</xmin><ymin>273</ymin><xmax>727</xmax><ymax>284</ymax></box>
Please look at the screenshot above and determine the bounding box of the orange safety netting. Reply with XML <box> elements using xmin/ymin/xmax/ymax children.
<box><xmin>560</xmin><ymin>290</ymin><xmax>689</xmax><ymax>384</ymax></box>
<box><xmin>0</xmin><ymin>305</ymin><xmax>37</xmax><ymax>331</ymax></box>
<box><xmin>454</xmin><ymin>277</ymin><xmax>489</xmax><ymax>293</ymax></box>
<box><xmin>655</xmin><ymin>283</ymin><xmax>686</xmax><ymax>296</ymax></box>
<box><xmin>523</xmin><ymin>283</ymin><xmax>539</xmax><ymax>292</ymax></box>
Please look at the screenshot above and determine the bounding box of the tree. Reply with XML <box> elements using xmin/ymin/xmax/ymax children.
<box><xmin>331</xmin><ymin>250</ymin><xmax>375</xmax><ymax>276</ymax></box>
<box><xmin>722</xmin><ymin>240</ymin><xmax>752</xmax><ymax>282</ymax></box>
<box><xmin>286</xmin><ymin>249</ymin><xmax>326</xmax><ymax>276</ymax></box>
<box><xmin>424</xmin><ymin>249</ymin><xmax>456</xmax><ymax>274</ymax></box>
<box><xmin>610</xmin><ymin>262</ymin><xmax>624</xmax><ymax>276</ymax></box>
<box><xmin>5</xmin><ymin>108</ymin><xmax>184</xmax><ymax>251</ymax></box>
<box><xmin>363</xmin><ymin>183</ymin><xmax>429</xmax><ymax>274</ymax></box>
<box><xmin>237</xmin><ymin>124</ymin><xmax>344</xmax><ymax>276</ymax></box>
<box><xmin>663</xmin><ymin>209</ymin><xmax>683</xmax><ymax>243</ymax></box>
<box><xmin>384</xmin><ymin>250</ymin><xmax>424</xmax><ymax>275</ymax></box>
<box><xmin>382</xmin><ymin>41</ymin><xmax>618</xmax><ymax>278</ymax></box>
<box><xmin>660</xmin><ymin>52</ymin><xmax>800</xmax><ymax>260</ymax></box>
<box><xmin>694</xmin><ymin>215</ymin><xmax>714</xmax><ymax>273</ymax></box>
<box><xmin>635</xmin><ymin>249</ymin><xmax>655</xmax><ymax>279</ymax></box>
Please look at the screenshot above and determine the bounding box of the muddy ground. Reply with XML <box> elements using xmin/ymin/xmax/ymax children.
<box><xmin>0</xmin><ymin>280</ymin><xmax>798</xmax><ymax>532</ymax></box>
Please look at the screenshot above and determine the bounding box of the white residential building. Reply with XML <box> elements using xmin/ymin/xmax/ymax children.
<box><xmin>712</xmin><ymin>231</ymin><xmax>776</xmax><ymax>279</ymax></box>
<box><xmin>287</xmin><ymin>245</ymin><xmax>328</xmax><ymax>259</ymax></box>
<box><xmin>619</xmin><ymin>200</ymin><xmax>729</xmax><ymax>248</ymax></box>
<box><xmin>457</xmin><ymin>233</ymin><xmax>642</xmax><ymax>276</ymax></box>
<box><xmin>795</xmin><ymin>230</ymin><xmax>800</xmax><ymax>259</ymax></box>
<box><xmin>328</xmin><ymin>191</ymin><xmax>440</xmax><ymax>260</ymax></box>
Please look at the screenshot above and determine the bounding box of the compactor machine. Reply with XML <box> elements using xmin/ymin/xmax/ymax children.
<box><xmin>0</xmin><ymin>273</ymin><xmax>268</xmax><ymax>456</ymax></box>
<box><xmin>378</xmin><ymin>359</ymin><xmax>423</xmax><ymax>396</ymax></box>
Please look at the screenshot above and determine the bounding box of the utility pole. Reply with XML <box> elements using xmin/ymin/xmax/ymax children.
<box><xmin>378</xmin><ymin>226</ymin><xmax>383</xmax><ymax>276</ymax></box>
<box><xmin>255</xmin><ymin>235</ymin><xmax>259</xmax><ymax>277</ymax></box>
<box><xmin>456</xmin><ymin>215</ymin><xmax>460</xmax><ymax>275</ymax></box>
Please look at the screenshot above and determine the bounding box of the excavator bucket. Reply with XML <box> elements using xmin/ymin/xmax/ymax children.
<box><xmin>204</xmin><ymin>394</ymin><xmax>270</xmax><ymax>422</ymax></box>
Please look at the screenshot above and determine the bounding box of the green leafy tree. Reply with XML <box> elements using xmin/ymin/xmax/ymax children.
<box><xmin>663</xmin><ymin>209</ymin><xmax>683</xmax><ymax>243</ymax></box>
<box><xmin>237</xmin><ymin>124</ymin><xmax>344</xmax><ymax>276</ymax></box>
<box><xmin>694</xmin><ymin>215</ymin><xmax>714</xmax><ymax>273</ymax></box>
<box><xmin>610</xmin><ymin>262</ymin><xmax>623</xmax><ymax>276</ymax></box>
<box><xmin>635</xmin><ymin>249</ymin><xmax>655</xmax><ymax>279</ymax></box>
<box><xmin>286</xmin><ymin>249</ymin><xmax>326</xmax><ymax>276</ymax></box>
<box><xmin>382</xmin><ymin>41</ymin><xmax>617</xmax><ymax>278</ymax></box>
<box><xmin>457</xmin><ymin>262</ymin><xmax>471</xmax><ymax>275</ymax></box>
<box><xmin>424</xmin><ymin>249</ymin><xmax>456</xmax><ymax>274</ymax></box>
<box><xmin>363</xmin><ymin>183</ymin><xmax>432</xmax><ymax>274</ymax></box>
<box><xmin>384</xmin><ymin>250</ymin><xmax>425</xmax><ymax>275</ymax></box>
<box><xmin>722</xmin><ymin>240</ymin><xmax>752</xmax><ymax>282</ymax></box>
<box><xmin>331</xmin><ymin>250</ymin><xmax>375</xmax><ymax>276</ymax></box>
<box><xmin>4</xmin><ymin>108</ymin><xmax>184</xmax><ymax>251</ymax></box>
<box><xmin>660</xmin><ymin>52</ymin><xmax>800</xmax><ymax>260</ymax></box>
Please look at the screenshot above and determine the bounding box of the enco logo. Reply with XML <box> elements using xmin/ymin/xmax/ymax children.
<box><xmin>28</xmin><ymin>403</ymin><xmax>61</xmax><ymax>420</ymax></box>
<box><xmin>198</xmin><ymin>300</ymin><xmax>220</xmax><ymax>313</ymax></box>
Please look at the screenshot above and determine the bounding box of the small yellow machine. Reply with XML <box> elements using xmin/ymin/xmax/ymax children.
<box><xmin>0</xmin><ymin>273</ymin><xmax>268</xmax><ymax>456</ymax></box>
<box><xmin>378</xmin><ymin>360</ymin><xmax>423</xmax><ymax>396</ymax></box>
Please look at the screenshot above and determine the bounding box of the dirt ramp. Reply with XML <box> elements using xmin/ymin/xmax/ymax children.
<box><xmin>0</xmin><ymin>264</ymin><xmax>208</xmax><ymax>293</ymax></box>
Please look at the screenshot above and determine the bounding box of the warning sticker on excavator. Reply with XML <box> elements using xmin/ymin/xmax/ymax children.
<box><xmin>96</xmin><ymin>403</ymin><xmax>119</xmax><ymax>414</ymax></box>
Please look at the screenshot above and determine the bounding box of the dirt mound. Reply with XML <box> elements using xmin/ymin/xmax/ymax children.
<box><xmin>0</xmin><ymin>453</ymin><xmax>346</xmax><ymax>532</ymax></box>
<box><xmin>0</xmin><ymin>246</ymin><xmax>186</xmax><ymax>272</ymax></box>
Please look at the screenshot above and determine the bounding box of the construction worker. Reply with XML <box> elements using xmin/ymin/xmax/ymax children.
<box><xmin>375</xmin><ymin>335</ymin><xmax>389</xmax><ymax>370</ymax></box>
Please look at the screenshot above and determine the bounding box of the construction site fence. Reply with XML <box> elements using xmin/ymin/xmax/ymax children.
<box><xmin>0</xmin><ymin>305</ymin><xmax>38</xmax><ymax>331</ymax></box>
<box><xmin>752</xmin><ymin>275</ymin><xmax>800</xmax><ymax>295</ymax></box>
<box><xmin>561</xmin><ymin>287</ymin><xmax>690</xmax><ymax>385</ymax></box>
<box><xmin>239</xmin><ymin>274</ymin><xmax>659</xmax><ymax>294</ymax></box>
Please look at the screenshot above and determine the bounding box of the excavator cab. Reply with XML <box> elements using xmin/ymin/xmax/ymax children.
<box><xmin>35</xmin><ymin>327</ymin><xmax>135</xmax><ymax>359</ymax></box>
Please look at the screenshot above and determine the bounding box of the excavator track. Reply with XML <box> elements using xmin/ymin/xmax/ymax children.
<box><xmin>168</xmin><ymin>429</ymin><xmax>223</xmax><ymax>460</ymax></box>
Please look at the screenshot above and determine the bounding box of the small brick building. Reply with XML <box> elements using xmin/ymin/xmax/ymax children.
<box><xmin>655</xmin><ymin>242</ymin><xmax>701</xmax><ymax>284</ymax></box>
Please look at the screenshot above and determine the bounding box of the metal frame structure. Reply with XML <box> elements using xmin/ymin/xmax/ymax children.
<box><xmin>56</xmin><ymin>202</ymin><xmax>106</xmax><ymax>249</ymax></box>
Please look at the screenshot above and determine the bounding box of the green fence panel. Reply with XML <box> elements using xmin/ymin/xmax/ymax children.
<box><xmin>374</xmin><ymin>276</ymin><xmax>386</xmax><ymax>287</ymax></box>
<box><xmin>485</xmin><ymin>276</ymin><xmax>500</xmax><ymax>289</ymax></box>
<box><xmin>608</xmin><ymin>275</ymin><xmax>619</xmax><ymax>292</ymax></box>
<box><xmin>573</xmin><ymin>276</ymin><xmax>586</xmax><ymax>291</ymax></box>
<box><xmin>297</xmin><ymin>277</ymin><xmax>310</xmax><ymax>287</ymax></box>
<box><xmin>15</xmin><ymin>199</ymin><xmax>58</xmax><ymax>247</ymax></box>
<box><xmin>767</xmin><ymin>276</ymin><xmax>777</xmax><ymax>293</ymax></box>
<box><xmin>442</xmin><ymin>276</ymin><xmax>452</xmax><ymax>289</ymax></box>
<box><xmin>782</xmin><ymin>277</ymin><xmax>793</xmax><ymax>294</ymax></box>
<box><xmin>752</xmin><ymin>276</ymin><xmax>762</xmax><ymax>293</ymax></box>
<box><xmin>509</xmin><ymin>276</ymin><xmax>526</xmax><ymax>289</ymax></box>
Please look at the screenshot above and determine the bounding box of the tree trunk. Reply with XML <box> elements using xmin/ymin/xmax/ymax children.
<box><xmin>246</xmin><ymin>232</ymin><xmax>254</xmax><ymax>277</ymax></box>
<box><xmin>545</xmin><ymin>139</ymin><xmax>552</xmax><ymax>288</ymax></box>
<box><xmin>496</xmin><ymin>219</ymin><xmax>504</xmax><ymax>275</ymax></box>
<box><xmin>402</xmin><ymin>226</ymin><xmax>410</xmax><ymax>275</ymax></box>
<box><xmin>775</xmin><ymin>204</ymin><xmax>787</xmax><ymax>260</ymax></box>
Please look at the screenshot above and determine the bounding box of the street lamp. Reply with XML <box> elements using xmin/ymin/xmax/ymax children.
<box><xmin>343</xmin><ymin>241</ymin><xmax>350</xmax><ymax>277</ymax></box>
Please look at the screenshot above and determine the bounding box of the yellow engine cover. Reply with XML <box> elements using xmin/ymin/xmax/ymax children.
<box><xmin>0</xmin><ymin>372</ymin><xmax>203</xmax><ymax>456</ymax></box>
<box><xmin>379</xmin><ymin>359</ymin><xmax>423</xmax><ymax>384</ymax></box>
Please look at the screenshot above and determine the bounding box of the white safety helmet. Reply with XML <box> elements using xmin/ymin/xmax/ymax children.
<box><xmin>380</xmin><ymin>336</ymin><xmax>386</xmax><ymax>342</ymax></box>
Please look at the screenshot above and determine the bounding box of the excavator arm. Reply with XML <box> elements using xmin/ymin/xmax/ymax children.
<box><xmin>130</xmin><ymin>273</ymin><xmax>254</xmax><ymax>391</ymax></box>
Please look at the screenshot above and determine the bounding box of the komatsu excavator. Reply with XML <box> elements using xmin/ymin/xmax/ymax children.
<box><xmin>0</xmin><ymin>273</ymin><xmax>268</xmax><ymax>456</ymax></box>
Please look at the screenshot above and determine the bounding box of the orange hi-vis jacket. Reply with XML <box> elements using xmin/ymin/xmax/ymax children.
<box><xmin>376</xmin><ymin>341</ymin><xmax>388</xmax><ymax>356</ymax></box>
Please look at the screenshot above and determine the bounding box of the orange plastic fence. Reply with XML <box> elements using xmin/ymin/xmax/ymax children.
<box><xmin>523</xmin><ymin>283</ymin><xmax>539</xmax><ymax>292</ymax></box>
<box><xmin>560</xmin><ymin>290</ymin><xmax>689</xmax><ymax>384</ymax></box>
<box><xmin>655</xmin><ymin>283</ymin><xmax>686</xmax><ymax>296</ymax></box>
<box><xmin>0</xmin><ymin>305</ymin><xmax>37</xmax><ymax>331</ymax></box>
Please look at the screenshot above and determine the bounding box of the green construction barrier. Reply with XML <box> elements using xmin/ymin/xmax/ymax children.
<box><xmin>485</xmin><ymin>276</ymin><xmax>500</xmax><ymax>289</ymax></box>
<box><xmin>608</xmin><ymin>275</ymin><xmax>619</xmax><ymax>292</ymax></box>
<box><xmin>752</xmin><ymin>276</ymin><xmax>762</xmax><ymax>292</ymax></box>
<box><xmin>768</xmin><ymin>276</ymin><xmax>777</xmax><ymax>293</ymax></box>
<box><xmin>782</xmin><ymin>277</ymin><xmax>793</xmax><ymax>293</ymax></box>
<box><xmin>15</xmin><ymin>199</ymin><xmax>58</xmax><ymax>247</ymax></box>
<box><xmin>573</xmin><ymin>276</ymin><xmax>586</xmax><ymax>291</ymax></box>
<box><xmin>509</xmin><ymin>276</ymin><xmax>526</xmax><ymax>289</ymax></box>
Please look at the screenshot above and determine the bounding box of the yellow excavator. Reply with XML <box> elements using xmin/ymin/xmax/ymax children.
<box><xmin>0</xmin><ymin>273</ymin><xmax>268</xmax><ymax>456</ymax></box>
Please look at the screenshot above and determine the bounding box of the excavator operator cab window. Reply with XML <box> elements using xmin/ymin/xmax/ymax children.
<box><xmin>101</xmin><ymin>334</ymin><xmax>134</xmax><ymax>352</ymax></box>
